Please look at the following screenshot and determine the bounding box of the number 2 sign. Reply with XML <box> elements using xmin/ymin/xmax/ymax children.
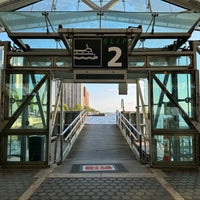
<box><xmin>73</xmin><ymin>37</ymin><xmax>127</xmax><ymax>68</ymax></box>
<box><xmin>103</xmin><ymin>37</ymin><xmax>127</xmax><ymax>68</ymax></box>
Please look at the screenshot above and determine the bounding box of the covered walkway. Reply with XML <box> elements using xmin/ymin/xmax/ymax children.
<box><xmin>0</xmin><ymin>11</ymin><xmax>199</xmax><ymax>169</ymax></box>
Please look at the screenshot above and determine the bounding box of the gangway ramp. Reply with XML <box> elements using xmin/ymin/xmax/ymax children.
<box><xmin>53</xmin><ymin>124</ymin><xmax>149</xmax><ymax>174</ymax></box>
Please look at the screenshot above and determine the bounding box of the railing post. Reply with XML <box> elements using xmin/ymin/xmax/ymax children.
<box><xmin>139</xmin><ymin>134</ymin><xmax>142</xmax><ymax>162</ymax></box>
<box><xmin>60</xmin><ymin>135</ymin><xmax>63</xmax><ymax>163</ymax></box>
<box><xmin>54</xmin><ymin>136</ymin><xmax>58</xmax><ymax>163</ymax></box>
<box><xmin>119</xmin><ymin>112</ymin><xmax>122</xmax><ymax>129</ymax></box>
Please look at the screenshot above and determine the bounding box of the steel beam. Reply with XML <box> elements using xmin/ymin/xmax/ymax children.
<box><xmin>0</xmin><ymin>0</ymin><xmax>41</xmax><ymax>11</ymax></box>
<box><xmin>81</xmin><ymin>0</ymin><xmax>100</xmax><ymax>10</ymax></box>
<box><xmin>162</xmin><ymin>0</ymin><xmax>200</xmax><ymax>12</ymax></box>
<box><xmin>101</xmin><ymin>0</ymin><xmax>119</xmax><ymax>10</ymax></box>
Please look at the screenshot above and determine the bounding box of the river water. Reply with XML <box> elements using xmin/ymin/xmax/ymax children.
<box><xmin>86</xmin><ymin>113</ymin><xmax>117</xmax><ymax>124</ymax></box>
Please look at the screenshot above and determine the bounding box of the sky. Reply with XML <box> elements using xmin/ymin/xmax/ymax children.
<box><xmin>85</xmin><ymin>83</ymin><xmax>138</xmax><ymax>113</ymax></box>
<box><xmin>1</xmin><ymin>0</ymin><xmax>199</xmax><ymax>112</ymax></box>
<box><xmin>19</xmin><ymin>0</ymin><xmax>183</xmax><ymax>12</ymax></box>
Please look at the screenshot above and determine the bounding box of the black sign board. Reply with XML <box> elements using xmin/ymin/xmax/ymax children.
<box><xmin>73</xmin><ymin>37</ymin><xmax>127</xmax><ymax>68</ymax></box>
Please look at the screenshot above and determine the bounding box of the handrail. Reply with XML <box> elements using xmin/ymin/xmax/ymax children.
<box><xmin>60</xmin><ymin>110</ymin><xmax>85</xmax><ymax>137</ymax></box>
<box><xmin>52</xmin><ymin>109</ymin><xmax>87</xmax><ymax>164</ymax></box>
<box><xmin>64</xmin><ymin>113</ymin><xmax>85</xmax><ymax>142</ymax></box>
<box><xmin>116</xmin><ymin>110</ymin><xmax>149</xmax><ymax>163</ymax></box>
<box><xmin>120</xmin><ymin>113</ymin><xmax>141</xmax><ymax>140</ymax></box>
<box><xmin>50</xmin><ymin>80</ymin><xmax>63</xmax><ymax>136</ymax></box>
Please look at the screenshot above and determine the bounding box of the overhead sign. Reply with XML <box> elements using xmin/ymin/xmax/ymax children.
<box><xmin>73</xmin><ymin>37</ymin><xmax>127</xmax><ymax>68</ymax></box>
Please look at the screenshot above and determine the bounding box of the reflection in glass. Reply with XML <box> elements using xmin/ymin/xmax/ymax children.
<box><xmin>154</xmin><ymin>135</ymin><xmax>193</xmax><ymax>162</ymax></box>
<box><xmin>129</xmin><ymin>56</ymin><xmax>145</xmax><ymax>67</ymax></box>
<box><xmin>0</xmin><ymin>46</ymin><xmax>4</xmax><ymax>100</ymax></box>
<box><xmin>6</xmin><ymin>73</ymin><xmax>48</xmax><ymax>129</ymax></box>
<box><xmin>153</xmin><ymin>73</ymin><xmax>193</xmax><ymax>129</ymax></box>
<box><xmin>197</xmin><ymin>45</ymin><xmax>200</xmax><ymax>71</ymax></box>
<box><xmin>0</xmin><ymin>12</ymin><xmax>198</xmax><ymax>32</ymax></box>
<box><xmin>149</xmin><ymin>55</ymin><xmax>191</xmax><ymax>67</ymax></box>
<box><xmin>7</xmin><ymin>135</ymin><xmax>46</xmax><ymax>162</ymax></box>
<box><xmin>10</xmin><ymin>56</ymin><xmax>52</xmax><ymax>67</ymax></box>
<box><xmin>55</xmin><ymin>57</ymin><xmax>72</xmax><ymax>67</ymax></box>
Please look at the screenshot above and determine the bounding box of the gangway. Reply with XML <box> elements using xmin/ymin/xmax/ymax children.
<box><xmin>52</xmin><ymin>116</ymin><xmax>148</xmax><ymax>174</ymax></box>
<box><xmin>52</xmin><ymin>110</ymin><xmax>149</xmax><ymax>166</ymax></box>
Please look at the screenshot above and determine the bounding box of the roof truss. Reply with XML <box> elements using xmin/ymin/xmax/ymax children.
<box><xmin>0</xmin><ymin>0</ymin><xmax>42</xmax><ymax>11</ymax></box>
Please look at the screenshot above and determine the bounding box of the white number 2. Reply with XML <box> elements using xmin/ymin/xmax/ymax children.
<box><xmin>108</xmin><ymin>47</ymin><xmax>122</xmax><ymax>67</ymax></box>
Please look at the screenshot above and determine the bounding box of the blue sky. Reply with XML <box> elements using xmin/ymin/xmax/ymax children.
<box><xmin>20</xmin><ymin>0</ymin><xmax>183</xmax><ymax>12</ymax></box>
<box><xmin>1</xmin><ymin>0</ymin><xmax>199</xmax><ymax>112</ymax></box>
<box><xmin>85</xmin><ymin>83</ymin><xmax>137</xmax><ymax>113</ymax></box>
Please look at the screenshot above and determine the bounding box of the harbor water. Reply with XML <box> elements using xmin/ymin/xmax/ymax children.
<box><xmin>86</xmin><ymin>113</ymin><xmax>117</xmax><ymax>124</ymax></box>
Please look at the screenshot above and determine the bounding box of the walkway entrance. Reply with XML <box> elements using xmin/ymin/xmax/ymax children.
<box><xmin>0</xmin><ymin>11</ymin><xmax>200</xmax><ymax>168</ymax></box>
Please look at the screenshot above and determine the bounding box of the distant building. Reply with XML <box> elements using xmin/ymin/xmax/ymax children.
<box><xmin>83</xmin><ymin>86</ymin><xmax>89</xmax><ymax>107</ymax></box>
<box><xmin>63</xmin><ymin>83</ymin><xmax>84</xmax><ymax>109</ymax></box>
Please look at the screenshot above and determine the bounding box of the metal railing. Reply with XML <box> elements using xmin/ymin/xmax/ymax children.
<box><xmin>116</xmin><ymin>111</ymin><xmax>150</xmax><ymax>163</ymax></box>
<box><xmin>51</xmin><ymin>109</ymin><xmax>87</xmax><ymax>164</ymax></box>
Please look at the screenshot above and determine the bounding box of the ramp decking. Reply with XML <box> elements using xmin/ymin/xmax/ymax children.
<box><xmin>53</xmin><ymin>124</ymin><xmax>149</xmax><ymax>174</ymax></box>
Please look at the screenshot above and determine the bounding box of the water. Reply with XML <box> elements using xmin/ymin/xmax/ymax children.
<box><xmin>86</xmin><ymin>113</ymin><xmax>117</xmax><ymax>124</ymax></box>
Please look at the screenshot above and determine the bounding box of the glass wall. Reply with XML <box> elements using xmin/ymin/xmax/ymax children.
<box><xmin>3</xmin><ymin>71</ymin><xmax>50</xmax><ymax>165</ymax></box>
<box><xmin>0</xmin><ymin>45</ymin><xmax>4</xmax><ymax>101</ymax></box>
<box><xmin>10</xmin><ymin>56</ymin><xmax>52</xmax><ymax>67</ymax></box>
<box><xmin>149</xmin><ymin>55</ymin><xmax>191</xmax><ymax>67</ymax></box>
<box><xmin>152</xmin><ymin>73</ymin><xmax>194</xmax><ymax>129</ymax></box>
<box><xmin>154</xmin><ymin>135</ymin><xmax>194</xmax><ymax>162</ymax></box>
<box><xmin>7</xmin><ymin>135</ymin><xmax>46</xmax><ymax>162</ymax></box>
<box><xmin>197</xmin><ymin>45</ymin><xmax>200</xmax><ymax>71</ymax></box>
<box><xmin>8</xmin><ymin>56</ymin><xmax>72</xmax><ymax>68</ymax></box>
<box><xmin>151</xmin><ymin>70</ymin><xmax>198</xmax><ymax>166</ymax></box>
<box><xmin>5</xmin><ymin>73</ymin><xmax>48</xmax><ymax>129</ymax></box>
<box><xmin>129</xmin><ymin>56</ymin><xmax>146</xmax><ymax>68</ymax></box>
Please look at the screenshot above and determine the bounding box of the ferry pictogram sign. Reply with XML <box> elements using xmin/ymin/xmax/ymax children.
<box><xmin>73</xmin><ymin>37</ymin><xmax>127</xmax><ymax>68</ymax></box>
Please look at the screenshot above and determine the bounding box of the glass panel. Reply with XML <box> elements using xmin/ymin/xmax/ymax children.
<box><xmin>7</xmin><ymin>135</ymin><xmax>46</xmax><ymax>162</ymax></box>
<box><xmin>10</xmin><ymin>56</ymin><xmax>52</xmax><ymax>67</ymax></box>
<box><xmin>0</xmin><ymin>12</ymin><xmax>198</xmax><ymax>32</ymax></box>
<box><xmin>135</xmin><ymin>39</ymin><xmax>176</xmax><ymax>49</ymax></box>
<box><xmin>0</xmin><ymin>45</ymin><xmax>4</xmax><ymax>100</ymax></box>
<box><xmin>0</xmin><ymin>12</ymin><xmax>199</xmax><ymax>49</ymax></box>
<box><xmin>55</xmin><ymin>56</ymin><xmax>72</xmax><ymax>67</ymax></box>
<box><xmin>6</xmin><ymin>73</ymin><xmax>48</xmax><ymax>129</ymax></box>
<box><xmin>153</xmin><ymin>73</ymin><xmax>193</xmax><ymax>129</ymax></box>
<box><xmin>149</xmin><ymin>55</ymin><xmax>191</xmax><ymax>67</ymax></box>
<box><xmin>154</xmin><ymin>135</ymin><xmax>193</xmax><ymax>162</ymax></box>
<box><xmin>0</xmin><ymin>45</ymin><xmax>3</xmax><ymax>68</ymax></box>
<box><xmin>22</xmin><ymin>39</ymin><xmax>66</xmax><ymax>49</ymax></box>
<box><xmin>129</xmin><ymin>56</ymin><xmax>145</xmax><ymax>67</ymax></box>
<box><xmin>197</xmin><ymin>45</ymin><xmax>200</xmax><ymax>70</ymax></box>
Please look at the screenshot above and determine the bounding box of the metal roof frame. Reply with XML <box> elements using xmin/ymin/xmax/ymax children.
<box><xmin>7</xmin><ymin>28</ymin><xmax>192</xmax><ymax>52</ymax></box>
<box><xmin>162</xmin><ymin>0</ymin><xmax>200</xmax><ymax>12</ymax></box>
<box><xmin>0</xmin><ymin>0</ymin><xmax>42</xmax><ymax>11</ymax></box>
